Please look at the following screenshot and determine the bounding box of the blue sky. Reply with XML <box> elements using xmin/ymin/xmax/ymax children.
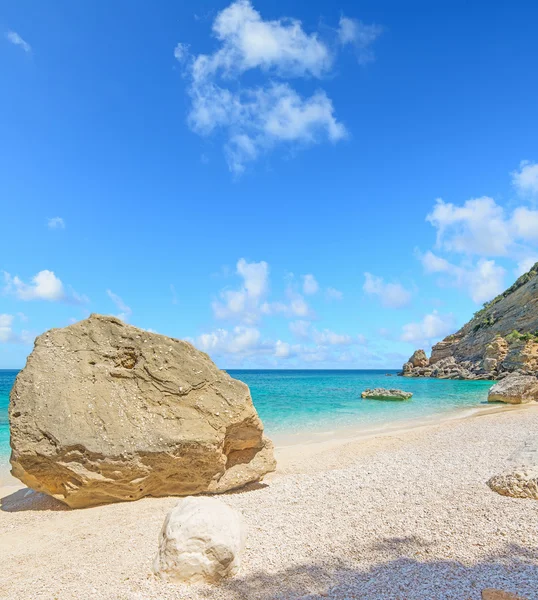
<box><xmin>1</xmin><ymin>0</ymin><xmax>538</xmax><ymax>369</ymax></box>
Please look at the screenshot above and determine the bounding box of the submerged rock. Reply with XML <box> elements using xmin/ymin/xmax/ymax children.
<box><xmin>361</xmin><ymin>388</ymin><xmax>413</xmax><ymax>401</ymax></box>
<box><xmin>9</xmin><ymin>314</ymin><xmax>276</xmax><ymax>508</ymax></box>
<box><xmin>154</xmin><ymin>496</ymin><xmax>245</xmax><ymax>583</ymax></box>
<box><xmin>487</xmin><ymin>374</ymin><xmax>538</xmax><ymax>404</ymax></box>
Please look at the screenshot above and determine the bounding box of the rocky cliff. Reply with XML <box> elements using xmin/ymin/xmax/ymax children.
<box><xmin>402</xmin><ymin>262</ymin><xmax>538</xmax><ymax>380</ymax></box>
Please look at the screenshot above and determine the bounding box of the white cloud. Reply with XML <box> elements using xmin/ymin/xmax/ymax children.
<box><xmin>47</xmin><ymin>217</ymin><xmax>65</xmax><ymax>230</ymax></box>
<box><xmin>195</xmin><ymin>326</ymin><xmax>270</xmax><ymax>356</ymax></box>
<box><xmin>178</xmin><ymin>0</ymin><xmax>369</xmax><ymax>173</ymax></box>
<box><xmin>302</xmin><ymin>274</ymin><xmax>319</xmax><ymax>295</ymax></box>
<box><xmin>2</xmin><ymin>269</ymin><xmax>87</xmax><ymax>304</ymax></box>
<box><xmin>213</xmin><ymin>258</ymin><xmax>269</xmax><ymax>323</ymax></box>
<box><xmin>363</xmin><ymin>272</ymin><xmax>412</xmax><ymax>308</ymax></box>
<box><xmin>0</xmin><ymin>314</ymin><xmax>15</xmax><ymax>343</ymax></box>
<box><xmin>514</xmin><ymin>256</ymin><xmax>538</xmax><ymax>277</ymax></box>
<box><xmin>426</xmin><ymin>197</ymin><xmax>512</xmax><ymax>256</ymax></box>
<box><xmin>468</xmin><ymin>259</ymin><xmax>506</xmax><ymax>304</ymax></box>
<box><xmin>6</xmin><ymin>31</ymin><xmax>31</xmax><ymax>54</ymax></box>
<box><xmin>512</xmin><ymin>160</ymin><xmax>538</xmax><ymax>198</ymax></box>
<box><xmin>337</xmin><ymin>16</ymin><xmax>382</xmax><ymax>65</ymax></box>
<box><xmin>420</xmin><ymin>177</ymin><xmax>538</xmax><ymax>303</ymax></box>
<box><xmin>274</xmin><ymin>339</ymin><xmax>292</xmax><ymax>358</ymax></box>
<box><xmin>419</xmin><ymin>251</ymin><xmax>505</xmax><ymax>304</ymax></box>
<box><xmin>174</xmin><ymin>42</ymin><xmax>190</xmax><ymax>62</ymax></box>
<box><xmin>107</xmin><ymin>290</ymin><xmax>132</xmax><ymax>322</ymax></box>
<box><xmin>401</xmin><ymin>311</ymin><xmax>456</xmax><ymax>347</ymax></box>
<box><xmin>0</xmin><ymin>313</ymin><xmax>32</xmax><ymax>344</ymax></box>
<box><xmin>510</xmin><ymin>207</ymin><xmax>538</xmax><ymax>242</ymax></box>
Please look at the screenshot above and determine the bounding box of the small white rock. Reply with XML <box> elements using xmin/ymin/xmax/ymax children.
<box><xmin>153</xmin><ymin>496</ymin><xmax>246</xmax><ymax>584</ymax></box>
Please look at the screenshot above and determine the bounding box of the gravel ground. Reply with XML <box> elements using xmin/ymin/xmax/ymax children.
<box><xmin>1</xmin><ymin>407</ymin><xmax>537</xmax><ymax>600</ymax></box>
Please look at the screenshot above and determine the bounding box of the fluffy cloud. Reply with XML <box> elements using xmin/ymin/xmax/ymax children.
<box><xmin>47</xmin><ymin>217</ymin><xmax>65</xmax><ymax>229</ymax></box>
<box><xmin>213</xmin><ymin>258</ymin><xmax>269</xmax><ymax>323</ymax></box>
<box><xmin>6</xmin><ymin>31</ymin><xmax>31</xmax><ymax>54</ymax></box>
<box><xmin>214</xmin><ymin>258</ymin><xmax>315</xmax><ymax>322</ymax></box>
<box><xmin>420</xmin><ymin>175</ymin><xmax>538</xmax><ymax>303</ymax></box>
<box><xmin>195</xmin><ymin>326</ymin><xmax>268</xmax><ymax>355</ymax></box>
<box><xmin>107</xmin><ymin>290</ymin><xmax>132</xmax><ymax>322</ymax></box>
<box><xmin>302</xmin><ymin>274</ymin><xmax>319</xmax><ymax>295</ymax></box>
<box><xmin>177</xmin><ymin>1</ymin><xmax>380</xmax><ymax>173</ymax></box>
<box><xmin>3</xmin><ymin>270</ymin><xmax>86</xmax><ymax>304</ymax></box>
<box><xmin>401</xmin><ymin>311</ymin><xmax>456</xmax><ymax>347</ymax></box>
<box><xmin>512</xmin><ymin>160</ymin><xmax>538</xmax><ymax>198</ymax></box>
<box><xmin>420</xmin><ymin>251</ymin><xmax>506</xmax><ymax>304</ymax></box>
<box><xmin>426</xmin><ymin>197</ymin><xmax>512</xmax><ymax>256</ymax></box>
<box><xmin>173</xmin><ymin>42</ymin><xmax>189</xmax><ymax>63</ymax></box>
<box><xmin>363</xmin><ymin>272</ymin><xmax>412</xmax><ymax>308</ymax></box>
<box><xmin>337</xmin><ymin>16</ymin><xmax>382</xmax><ymax>65</ymax></box>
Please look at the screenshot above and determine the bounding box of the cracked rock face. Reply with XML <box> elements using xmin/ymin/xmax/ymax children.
<box><xmin>9</xmin><ymin>314</ymin><xmax>276</xmax><ymax>508</ymax></box>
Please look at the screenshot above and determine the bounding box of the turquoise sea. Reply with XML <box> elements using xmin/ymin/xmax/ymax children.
<box><xmin>0</xmin><ymin>369</ymin><xmax>494</xmax><ymax>467</ymax></box>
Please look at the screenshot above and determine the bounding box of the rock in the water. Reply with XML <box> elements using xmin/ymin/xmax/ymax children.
<box><xmin>487</xmin><ymin>374</ymin><xmax>538</xmax><ymax>404</ymax></box>
<box><xmin>361</xmin><ymin>388</ymin><xmax>412</xmax><ymax>401</ymax></box>
<box><xmin>153</xmin><ymin>496</ymin><xmax>245</xmax><ymax>584</ymax></box>
<box><xmin>487</xmin><ymin>468</ymin><xmax>538</xmax><ymax>500</ymax></box>
<box><xmin>409</xmin><ymin>349</ymin><xmax>429</xmax><ymax>368</ymax></box>
<box><xmin>9</xmin><ymin>314</ymin><xmax>276</xmax><ymax>508</ymax></box>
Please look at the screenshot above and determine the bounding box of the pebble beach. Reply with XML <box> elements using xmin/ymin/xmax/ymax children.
<box><xmin>1</xmin><ymin>405</ymin><xmax>537</xmax><ymax>600</ymax></box>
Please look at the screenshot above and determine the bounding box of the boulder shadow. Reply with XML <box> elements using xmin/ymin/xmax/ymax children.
<box><xmin>0</xmin><ymin>487</ymin><xmax>69</xmax><ymax>512</ymax></box>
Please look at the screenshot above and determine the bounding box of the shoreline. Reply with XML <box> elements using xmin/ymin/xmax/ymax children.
<box><xmin>2</xmin><ymin>401</ymin><xmax>537</xmax><ymax>493</ymax></box>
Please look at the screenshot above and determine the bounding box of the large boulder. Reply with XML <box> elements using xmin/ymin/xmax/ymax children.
<box><xmin>154</xmin><ymin>496</ymin><xmax>245</xmax><ymax>583</ymax></box>
<box><xmin>487</xmin><ymin>374</ymin><xmax>538</xmax><ymax>404</ymax></box>
<box><xmin>9</xmin><ymin>314</ymin><xmax>276</xmax><ymax>508</ymax></box>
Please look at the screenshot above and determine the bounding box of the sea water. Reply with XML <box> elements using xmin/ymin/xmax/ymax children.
<box><xmin>0</xmin><ymin>369</ymin><xmax>494</xmax><ymax>467</ymax></box>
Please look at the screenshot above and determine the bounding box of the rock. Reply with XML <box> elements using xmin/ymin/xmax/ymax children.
<box><xmin>482</xmin><ymin>357</ymin><xmax>498</xmax><ymax>372</ymax></box>
<box><xmin>409</xmin><ymin>349</ymin><xmax>429</xmax><ymax>368</ymax></box>
<box><xmin>487</xmin><ymin>468</ymin><xmax>538</xmax><ymax>500</ymax></box>
<box><xmin>361</xmin><ymin>388</ymin><xmax>413</xmax><ymax>401</ymax></box>
<box><xmin>9</xmin><ymin>314</ymin><xmax>276</xmax><ymax>508</ymax></box>
<box><xmin>487</xmin><ymin>374</ymin><xmax>538</xmax><ymax>404</ymax></box>
<box><xmin>153</xmin><ymin>496</ymin><xmax>245</xmax><ymax>584</ymax></box>
<box><xmin>482</xmin><ymin>589</ymin><xmax>528</xmax><ymax>599</ymax></box>
<box><xmin>402</xmin><ymin>362</ymin><xmax>414</xmax><ymax>376</ymax></box>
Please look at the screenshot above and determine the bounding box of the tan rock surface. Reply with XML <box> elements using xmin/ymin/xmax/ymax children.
<box><xmin>482</xmin><ymin>589</ymin><xmax>528</xmax><ymax>600</ymax></box>
<box><xmin>487</xmin><ymin>374</ymin><xmax>538</xmax><ymax>404</ymax></box>
<box><xmin>408</xmin><ymin>349</ymin><xmax>429</xmax><ymax>368</ymax></box>
<box><xmin>9</xmin><ymin>314</ymin><xmax>275</xmax><ymax>508</ymax></box>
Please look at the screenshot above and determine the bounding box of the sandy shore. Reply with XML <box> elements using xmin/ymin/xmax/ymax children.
<box><xmin>1</xmin><ymin>406</ymin><xmax>538</xmax><ymax>600</ymax></box>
